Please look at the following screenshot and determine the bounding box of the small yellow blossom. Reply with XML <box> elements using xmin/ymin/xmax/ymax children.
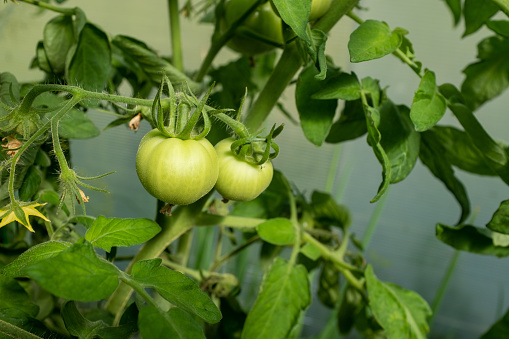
<box><xmin>0</xmin><ymin>202</ymin><xmax>50</xmax><ymax>233</ymax></box>
<box><xmin>77</xmin><ymin>188</ymin><xmax>89</xmax><ymax>203</ymax></box>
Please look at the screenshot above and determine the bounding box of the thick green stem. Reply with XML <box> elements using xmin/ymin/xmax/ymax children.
<box><xmin>209</xmin><ymin>235</ymin><xmax>259</xmax><ymax>272</ymax></box>
<box><xmin>0</xmin><ymin>319</ymin><xmax>43</xmax><ymax>339</ymax></box>
<box><xmin>194</xmin><ymin>0</ymin><xmax>265</xmax><ymax>82</ymax></box>
<box><xmin>168</xmin><ymin>0</ymin><xmax>184</xmax><ymax>72</ymax></box>
<box><xmin>105</xmin><ymin>194</ymin><xmax>211</xmax><ymax>318</ymax></box>
<box><xmin>18</xmin><ymin>0</ymin><xmax>76</xmax><ymax>15</ymax></box>
<box><xmin>244</xmin><ymin>0</ymin><xmax>359</xmax><ymax>132</ymax></box>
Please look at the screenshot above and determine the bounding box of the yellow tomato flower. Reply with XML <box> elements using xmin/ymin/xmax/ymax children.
<box><xmin>0</xmin><ymin>202</ymin><xmax>50</xmax><ymax>233</ymax></box>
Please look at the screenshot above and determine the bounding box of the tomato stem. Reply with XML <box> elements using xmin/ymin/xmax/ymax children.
<box><xmin>168</xmin><ymin>0</ymin><xmax>184</xmax><ymax>72</ymax></box>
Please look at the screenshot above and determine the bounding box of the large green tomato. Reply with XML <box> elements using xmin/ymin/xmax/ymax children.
<box><xmin>136</xmin><ymin>129</ymin><xmax>219</xmax><ymax>206</ymax></box>
<box><xmin>223</xmin><ymin>0</ymin><xmax>283</xmax><ymax>56</ymax></box>
<box><xmin>214</xmin><ymin>138</ymin><xmax>273</xmax><ymax>202</ymax></box>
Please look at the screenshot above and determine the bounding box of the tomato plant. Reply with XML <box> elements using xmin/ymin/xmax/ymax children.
<box><xmin>214</xmin><ymin>138</ymin><xmax>273</xmax><ymax>201</ymax></box>
<box><xmin>223</xmin><ymin>0</ymin><xmax>283</xmax><ymax>56</ymax></box>
<box><xmin>1</xmin><ymin>0</ymin><xmax>509</xmax><ymax>338</ymax></box>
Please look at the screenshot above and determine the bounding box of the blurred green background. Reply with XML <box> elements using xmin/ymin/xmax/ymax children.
<box><xmin>2</xmin><ymin>1</ymin><xmax>509</xmax><ymax>337</ymax></box>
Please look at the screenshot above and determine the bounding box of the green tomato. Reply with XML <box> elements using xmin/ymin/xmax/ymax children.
<box><xmin>214</xmin><ymin>138</ymin><xmax>273</xmax><ymax>202</ymax></box>
<box><xmin>270</xmin><ymin>0</ymin><xmax>333</xmax><ymax>22</ymax></box>
<box><xmin>223</xmin><ymin>0</ymin><xmax>283</xmax><ymax>56</ymax></box>
<box><xmin>310</xmin><ymin>0</ymin><xmax>333</xmax><ymax>21</ymax></box>
<box><xmin>136</xmin><ymin>129</ymin><xmax>219</xmax><ymax>206</ymax></box>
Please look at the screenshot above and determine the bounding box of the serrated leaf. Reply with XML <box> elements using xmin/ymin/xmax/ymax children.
<box><xmin>296</xmin><ymin>64</ymin><xmax>338</xmax><ymax>146</ymax></box>
<box><xmin>130</xmin><ymin>258</ymin><xmax>221</xmax><ymax>324</ymax></box>
<box><xmin>67</xmin><ymin>23</ymin><xmax>111</xmax><ymax>93</ymax></box>
<box><xmin>138</xmin><ymin>305</ymin><xmax>205</xmax><ymax>339</ymax></box>
<box><xmin>311</xmin><ymin>191</ymin><xmax>351</xmax><ymax>229</ymax></box>
<box><xmin>85</xmin><ymin>216</ymin><xmax>161</xmax><ymax>252</ymax></box>
<box><xmin>19</xmin><ymin>166</ymin><xmax>42</xmax><ymax>201</ymax></box>
<box><xmin>43</xmin><ymin>14</ymin><xmax>75</xmax><ymax>74</ymax></box>
<box><xmin>461</xmin><ymin>36</ymin><xmax>509</xmax><ymax>109</ymax></box>
<box><xmin>59</xmin><ymin>109</ymin><xmax>100</xmax><ymax>139</ymax></box>
<box><xmin>1</xmin><ymin>241</ymin><xmax>71</xmax><ymax>279</ymax></box>
<box><xmin>300</xmin><ymin>242</ymin><xmax>321</xmax><ymax>261</ymax></box>
<box><xmin>242</xmin><ymin>258</ymin><xmax>310</xmax><ymax>339</ymax></box>
<box><xmin>364</xmin><ymin>105</ymin><xmax>391</xmax><ymax>203</ymax></box>
<box><xmin>325</xmin><ymin>99</ymin><xmax>367</xmax><ymax>143</ymax></box>
<box><xmin>379</xmin><ymin>102</ymin><xmax>420</xmax><ymax>183</ymax></box>
<box><xmin>256</xmin><ymin>218</ymin><xmax>295</xmax><ymax>246</ymax></box>
<box><xmin>487</xmin><ymin>20</ymin><xmax>509</xmax><ymax>37</ymax></box>
<box><xmin>410</xmin><ymin>70</ymin><xmax>446</xmax><ymax>132</ymax></box>
<box><xmin>463</xmin><ymin>0</ymin><xmax>498</xmax><ymax>37</ymax></box>
<box><xmin>447</xmin><ymin>102</ymin><xmax>509</xmax><ymax>186</ymax></box>
<box><xmin>306</xmin><ymin>29</ymin><xmax>328</xmax><ymax>80</ymax></box>
<box><xmin>419</xmin><ymin>130</ymin><xmax>470</xmax><ymax>224</ymax></box>
<box><xmin>0</xmin><ymin>275</ymin><xmax>39</xmax><ymax>317</ymax></box>
<box><xmin>433</xmin><ymin>125</ymin><xmax>495</xmax><ymax>176</ymax></box>
<box><xmin>366</xmin><ymin>265</ymin><xmax>431</xmax><ymax>339</ymax></box>
<box><xmin>271</xmin><ymin>0</ymin><xmax>311</xmax><ymax>43</ymax></box>
<box><xmin>348</xmin><ymin>20</ymin><xmax>404</xmax><ymax>63</ymax></box>
<box><xmin>0</xmin><ymin>72</ymin><xmax>20</xmax><ymax>106</ymax></box>
<box><xmin>487</xmin><ymin>200</ymin><xmax>509</xmax><ymax>234</ymax></box>
<box><xmin>23</xmin><ymin>240</ymin><xmax>120</xmax><ymax>302</ymax></box>
<box><xmin>36</xmin><ymin>40</ymin><xmax>52</xmax><ymax>73</ymax></box>
<box><xmin>311</xmin><ymin>72</ymin><xmax>361</xmax><ymax>100</ymax></box>
<box><xmin>444</xmin><ymin>0</ymin><xmax>461</xmax><ymax>26</ymax></box>
<box><xmin>436</xmin><ymin>224</ymin><xmax>509</xmax><ymax>257</ymax></box>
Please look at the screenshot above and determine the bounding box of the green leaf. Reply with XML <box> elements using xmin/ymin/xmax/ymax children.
<box><xmin>444</xmin><ymin>0</ymin><xmax>462</xmax><ymax>26</ymax></box>
<box><xmin>85</xmin><ymin>216</ymin><xmax>161</xmax><ymax>252</ymax></box>
<box><xmin>19</xmin><ymin>166</ymin><xmax>42</xmax><ymax>201</ymax></box>
<box><xmin>492</xmin><ymin>232</ymin><xmax>509</xmax><ymax>247</ymax></box>
<box><xmin>325</xmin><ymin>99</ymin><xmax>367</xmax><ymax>143</ymax></box>
<box><xmin>487</xmin><ymin>20</ymin><xmax>509</xmax><ymax>37</ymax></box>
<box><xmin>348</xmin><ymin>20</ymin><xmax>404</xmax><ymax>63</ymax></box>
<box><xmin>256</xmin><ymin>218</ymin><xmax>295</xmax><ymax>246</ymax></box>
<box><xmin>300</xmin><ymin>242</ymin><xmax>321</xmax><ymax>261</ymax></box>
<box><xmin>311</xmin><ymin>72</ymin><xmax>361</xmax><ymax>100</ymax></box>
<box><xmin>436</xmin><ymin>224</ymin><xmax>509</xmax><ymax>257</ymax></box>
<box><xmin>447</xmin><ymin>102</ymin><xmax>509</xmax><ymax>186</ymax></box>
<box><xmin>0</xmin><ymin>308</ymin><xmax>56</xmax><ymax>339</ymax></box>
<box><xmin>242</xmin><ymin>258</ymin><xmax>311</xmax><ymax>339</ymax></box>
<box><xmin>1</xmin><ymin>241</ymin><xmax>71</xmax><ymax>279</ymax></box>
<box><xmin>271</xmin><ymin>0</ymin><xmax>311</xmax><ymax>43</ymax></box>
<box><xmin>130</xmin><ymin>258</ymin><xmax>221</xmax><ymax>324</ymax></box>
<box><xmin>379</xmin><ymin>102</ymin><xmax>420</xmax><ymax>183</ymax></box>
<box><xmin>138</xmin><ymin>305</ymin><xmax>206</xmax><ymax>339</ymax></box>
<box><xmin>306</xmin><ymin>29</ymin><xmax>328</xmax><ymax>80</ymax></box>
<box><xmin>59</xmin><ymin>109</ymin><xmax>100</xmax><ymax>139</ymax></box>
<box><xmin>43</xmin><ymin>15</ymin><xmax>75</xmax><ymax>74</ymax></box>
<box><xmin>67</xmin><ymin>23</ymin><xmax>111</xmax><ymax>93</ymax></box>
<box><xmin>0</xmin><ymin>72</ymin><xmax>20</xmax><ymax>106</ymax></box>
<box><xmin>23</xmin><ymin>240</ymin><xmax>120</xmax><ymax>302</ymax></box>
<box><xmin>366</xmin><ymin>265</ymin><xmax>432</xmax><ymax>339</ymax></box>
<box><xmin>409</xmin><ymin>70</ymin><xmax>446</xmax><ymax>132</ymax></box>
<box><xmin>461</xmin><ymin>36</ymin><xmax>509</xmax><ymax>109</ymax></box>
<box><xmin>112</xmin><ymin>35</ymin><xmax>200</xmax><ymax>91</ymax></box>
<box><xmin>61</xmin><ymin>301</ymin><xmax>138</xmax><ymax>339</ymax></box>
<box><xmin>480</xmin><ymin>306</ymin><xmax>509</xmax><ymax>338</ymax></box>
<box><xmin>36</xmin><ymin>41</ymin><xmax>52</xmax><ymax>73</ymax></box>
<box><xmin>433</xmin><ymin>125</ymin><xmax>495</xmax><ymax>176</ymax></box>
<box><xmin>363</xmin><ymin>105</ymin><xmax>391</xmax><ymax>203</ymax></box>
<box><xmin>311</xmin><ymin>191</ymin><xmax>351</xmax><ymax>229</ymax></box>
<box><xmin>296</xmin><ymin>64</ymin><xmax>338</xmax><ymax>146</ymax></box>
<box><xmin>0</xmin><ymin>275</ymin><xmax>39</xmax><ymax>317</ymax></box>
<box><xmin>419</xmin><ymin>130</ymin><xmax>470</xmax><ymax>224</ymax></box>
<box><xmin>487</xmin><ymin>200</ymin><xmax>509</xmax><ymax>234</ymax></box>
<box><xmin>463</xmin><ymin>0</ymin><xmax>498</xmax><ymax>37</ymax></box>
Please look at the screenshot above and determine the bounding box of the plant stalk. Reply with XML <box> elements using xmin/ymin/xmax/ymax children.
<box><xmin>168</xmin><ymin>0</ymin><xmax>184</xmax><ymax>72</ymax></box>
<box><xmin>0</xmin><ymin>319</ymin><xmax>43</xmax><ymax>339</ymax></box>
<box><xmin>18</xmin><ymin>0</ymin><xmax>76</xmax><ymax>15</ymax></box>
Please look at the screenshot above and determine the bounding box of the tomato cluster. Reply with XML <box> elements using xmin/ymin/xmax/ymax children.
<box><xmin>136</xmin><ymin>132</ymin><xmax>273</xmax><ymax>207</ymax></box>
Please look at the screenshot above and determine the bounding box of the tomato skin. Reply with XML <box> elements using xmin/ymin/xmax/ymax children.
<box><xmin>214</xmin><ymin>138</ymin><xmax>273</xmax><ymax>202</ymax></box>
<box><xmin>309</xmin><ymin>0</ymin><xmax>333</xmax><ymax>21</ymax></box>
<box><xmin>223</xmin><ymin>0</ymin><xmax>283</xmax><ymax>56</ymax></box>
<box><xmin>135</xmin><ymin>129</ymin><xmax>219</xmax><ymax>205</ymax></box>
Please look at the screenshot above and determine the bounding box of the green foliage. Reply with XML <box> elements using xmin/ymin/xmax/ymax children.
<box><xmin>1</xmin><ymin>0</ymin><xmax>508</xmax><ymax>337</ymax></box>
